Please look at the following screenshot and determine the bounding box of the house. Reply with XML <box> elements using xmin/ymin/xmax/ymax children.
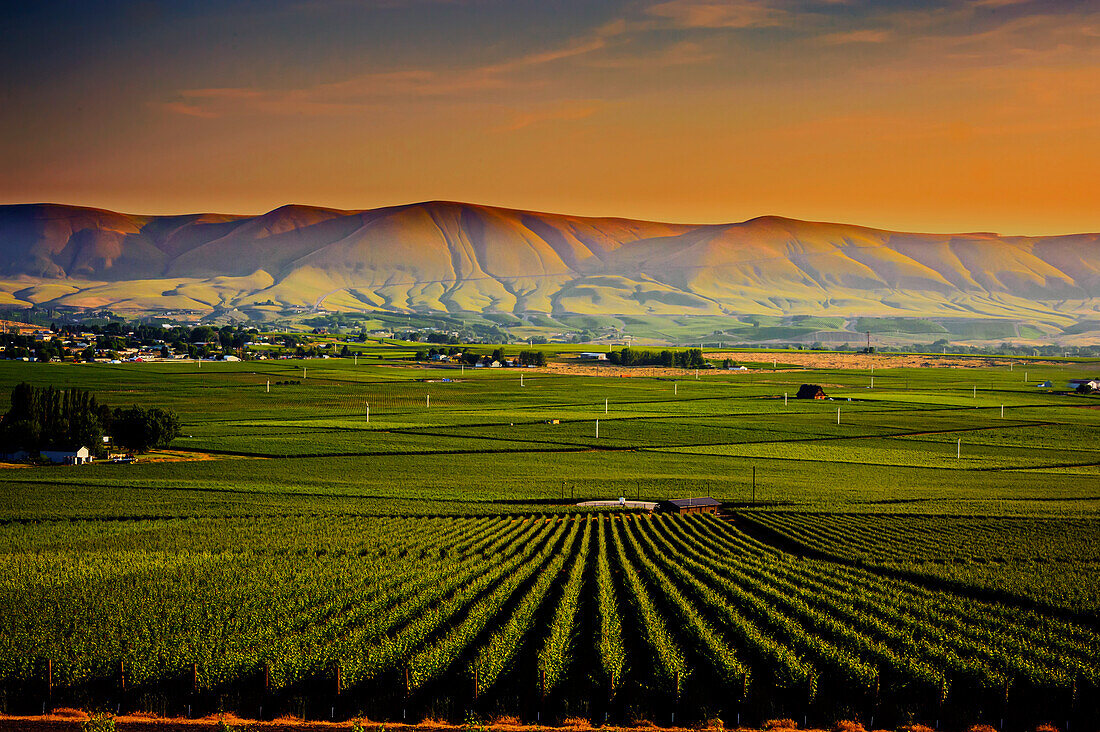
<box><xmin>1068</xmin><ymin>379</ymin><xmax>1100</xmax><ymax>391</ymax></box>
<box><xmin>657</xmin><ymin>496</ymin><xmax>722</xmax><ymax>514</ymax></box>
<box><xmin>1036</xmin><ymin>380</ymin><xmax>1053</xmax><ymax>388</ymax></box>
<box><xmin>578</xmin><ymin>352</ymin><xmax>608</xmax><ymax>361</ymax></box>
<box><xmin>40</xmin><ymin>446</ymin><xmax>93</xmax><ymax>465</ymax></box>
<box><xmin>796</xmin><ymin>384</ymin><xmax>828</xmax><ymax>399</ymax></box>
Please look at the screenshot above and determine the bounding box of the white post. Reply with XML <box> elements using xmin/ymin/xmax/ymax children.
<box><xmin>426</xmin><ymin>394</ymin><xmax>430</xmax><ymax>408</ymax></box>
<box><xmin>461</xmin><ymin>364</ymin><xmax>464</xmax><ymax>375</ymax></box>
<box><xmin>365</xmin><ymin>404</ymin><xmax>369</xmax><ymax>423</ymax></box>
<box><xmin>354</xmin><ymin>354</ymin><xmax>357</xmax><ymax>365</ymax></box>
<box><xmin>520</xmin><ymin>373</ymin><xmax>524</xmax><ymax>387</ymax></box>
<box><xmin>837</xmin><ymin>408</ymin><xmax>841</xmax><ymax>425</ymax></box>
<box><xmin>773</xmin><ymin>358</ymin><xmax>776</xmax><ymax>369</ymax></box>
<box><xmin>266</xmin><ymin>380</ymin><xmax>270</xmax><ymax>393</ymax></box>
<box><xmin>957</xmin><ymin>438</ymin><xmax>961</xmax><ymax>459</ymax></box>
<box><xmin>870</xmin><ymin>377</ymin><xmax>874</xmax><ymax>389</ymax></box>
<box><xmin>1001</xmin><ymin>405</ymin><xmax>1004</xmax><ymax>418</ymax></box>
<box><xmin>605</xmin><ymin>398</ymin><xmax>608</xmax><ymax>414</ymax></box>
<box><xmin>303</xmin><ymin>367</ymin><xmax>306</xmax><ymax>379</ymax></box>
<box><xmin>973</xmin><ymin>386</ymin><xmax>976</xmax><ymax>398</ymax></box>
<box><xmin>674</xmin><ymin>383</ymin><xmax>678</xmax><ymax>396</ymax></box>
<box><xmin>595</xmin><ymin>419</ymin><xmax>599</xmax><ymax>438</ymax></box>
<box><xmin>784</xmin><ymin>393</ymin><xmax>787</xmax><ymax>406</ymax></box>
<box><xmin>695</xmin><ymin>369</ymin><xmax>699</xmax><ymax>380</ymax></box>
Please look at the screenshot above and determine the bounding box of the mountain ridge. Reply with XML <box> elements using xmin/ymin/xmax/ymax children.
<box><xmin>1</xmin><ymin>200</ymin><xmax>1098</xmax><ymax>325</ymax></box>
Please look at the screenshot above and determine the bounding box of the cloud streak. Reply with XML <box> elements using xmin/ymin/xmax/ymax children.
<box><xmin>646</xmin><ymin>0</ymin><xmax>788</xmax><ymax>29</ymax></box>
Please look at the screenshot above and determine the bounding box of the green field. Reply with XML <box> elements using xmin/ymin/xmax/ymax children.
<box><xmin>1</xmin><ymin>354</ymin><xmax>1098</xmax><ymax>727</ymax></box>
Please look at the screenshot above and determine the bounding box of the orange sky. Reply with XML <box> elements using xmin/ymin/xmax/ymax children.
<box><xmin>1</xmin><ymin>0</ymin><xmax>1098</xmax><ymax>234</ymax></box>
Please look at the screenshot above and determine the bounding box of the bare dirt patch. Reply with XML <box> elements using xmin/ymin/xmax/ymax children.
<box><xmin>136</xmin><ymin>450</ymin><xmax>264</xmax><ymax>463</ymax></box>
<box><xmin>0</xmin><ymin>716</ymin><xmax>845</xmax><ymax>732</ymax></box>
<box><xmin>537</xmin><ymin>352</ymin><xmax>1057</xmax><ymax>377</ymax></box>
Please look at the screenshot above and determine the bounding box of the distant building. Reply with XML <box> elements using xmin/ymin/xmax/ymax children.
<box><xmin>578</xmin><ymin>352</ymin><xmax>608</xmax><ymax>361</ymax></box>
<box><xmin>40</xmin><ymin>447</ymin><xmax>93</xmax><ymax>465</ymax></box>
<box><xmin>796</xmin><ymin>384</ymin><xmax>828</xmax><ymax>399</ymax></box>
<box><xmin>1068</xmin><ymin>379</ymin><xmax>1100</xmax><ymax>390</ymax></box>
<box><xmin>657</xmin><ymin>496</ymin><xmax>722</xmax><ymax>514</ymax></box>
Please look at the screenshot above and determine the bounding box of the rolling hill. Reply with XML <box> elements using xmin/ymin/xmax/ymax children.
<box><xmin>1</xmin><ymin>201</ymin><xmax>1098</xmax><ymax>333</ymax></box>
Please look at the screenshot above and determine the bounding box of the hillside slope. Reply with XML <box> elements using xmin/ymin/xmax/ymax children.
<box><xmin>0</xmin><ymin>201</ymin><xmax>1097</xmax><ymax>323</ymax></box>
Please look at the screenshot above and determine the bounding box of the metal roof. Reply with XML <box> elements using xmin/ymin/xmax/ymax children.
<box><xmin>664</xmin><ymin>496</ymin><xmax>722</xmax><ymax>508</ymax></box>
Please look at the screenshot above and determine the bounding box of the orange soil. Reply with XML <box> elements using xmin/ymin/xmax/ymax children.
<box><xmin>0</xmin><ymin>715</ymin><xmax>836</xmax><ymax>732</ymax></box>
<box><xmin>542</xmin><ymin>351</ymin><xmax>1062</xmax><ymax>378</ymax></box>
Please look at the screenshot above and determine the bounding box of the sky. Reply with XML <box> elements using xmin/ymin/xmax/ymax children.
<box><xmin>1</xmin><ymin>0</ymin><xmax>1098</xmax><ymax>234</ymax></box>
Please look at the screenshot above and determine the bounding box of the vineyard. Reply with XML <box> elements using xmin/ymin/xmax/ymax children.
<box><xmin>2</xmin><ymin>354</ymin><xmax>1100</xmax><ymax>728</ymax></box>
<box><xmin>736</xmin><ymin>512</ymin><xmax>1100</xmax><ymax>616</ymax></box>
<box><xmin>2</xmin><ymin>513</ymin><xmax>1098</xmax><ymax>727</ymax></box>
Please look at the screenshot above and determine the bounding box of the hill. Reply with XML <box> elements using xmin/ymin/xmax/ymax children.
<box><xmin>1</xmin><ymin>201</ymin><xmax>1098</xmax><ymax>331</ymax></box>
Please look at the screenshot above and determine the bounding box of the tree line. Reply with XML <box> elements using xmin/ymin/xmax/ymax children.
<box><xmin>607</xmin><ymin>347</ymin><xmax>707</xmax><ymax>369</ymax></box>
<box><xmin>0</xmin><ymin>383</ymin><xmax>180</xmax><ymax>456</ymax></box>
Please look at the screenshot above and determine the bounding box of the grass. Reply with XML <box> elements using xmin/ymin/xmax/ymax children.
<box><xmin>1</xmin><ymin>351</ymin><xmax>1099</xmax><ymax>722</ymax></box>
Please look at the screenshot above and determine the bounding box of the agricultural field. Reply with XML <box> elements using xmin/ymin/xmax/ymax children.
<box><xmin>0</xmin><ymin>351</ymin><xmax>1098</xmax><ymax>729</ymax></box>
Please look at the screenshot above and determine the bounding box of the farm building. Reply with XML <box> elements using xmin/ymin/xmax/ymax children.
<box><xmin>1069</xmin><ymin>379</ymin><xmax>1100</xmax><ymax>391</ymax></box>
<box><xmin>578</xmin><ymin>352</ymin><xmax>608</xmax><ymax>361</ymax></box>
<box><xmin>40</xmin><ymin>447</ymin><xmax>93</xmax><ymax>465</ymax></box>
<box><xmin>658</xmin><ymin>496</ymin><xmax>722</xmax><ymax>514</ymax></box>
<box><xmin>796</xmin><ymin>384</ymin><xmax>828</xmax><ymax>399</ymax></box>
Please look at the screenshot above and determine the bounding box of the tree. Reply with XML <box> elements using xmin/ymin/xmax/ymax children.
<box><xmin>111</xmin><ymin>406</ymin><xmax>181</xmax><ymax>453</ymax></box>
<box><xmin>0</xmin><ymin>382</ymin><xmax>111</xmax><ymax>453</ymax></box>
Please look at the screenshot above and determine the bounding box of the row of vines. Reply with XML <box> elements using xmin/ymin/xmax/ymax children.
<box><xmin>1</xmin><ymin>513</ymin><xmax>1097</xmax><ymax>722</ymax></box>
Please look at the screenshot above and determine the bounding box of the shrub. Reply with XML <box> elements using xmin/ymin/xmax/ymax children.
<box><xmin>833</xmin><ymin>721</ymin><xmax>867</xmax><ymax>732</ymax></box>
<box><xmin>81</xmin><ymin>713</ymin><xmax>115</xmax><ymax>732</ymax></box>
<box><xmin>764</xmin><ymin>721</ymin><xmax>799</xmax><ymax>731</ymax></box>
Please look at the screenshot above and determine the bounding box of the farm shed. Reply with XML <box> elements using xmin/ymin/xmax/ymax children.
<box><xmin>40</xmin><ymin>446</ymin><xmax>93</xmax><ymax>465</ymax></box>
<box><xmin>658</xmin><ymin>496</ymin><xmax>722</xmax><ymax>514</ymax></box>
<box><xmin>796</xmin><ymin>384</ymin><xmax>828</xmax><ymax>399</ymax></box>
<box><xmin>1069</xmin><ymin>379</ymin><xmax>1100</xmax><ymax>391</ymax></box>
<box><xmin>578</xmin><ymin>352</ymin><xmax>608</xmax><ymax>360</ymax></box>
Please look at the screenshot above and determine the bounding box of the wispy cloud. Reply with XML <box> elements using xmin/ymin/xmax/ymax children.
<box><xmin>820</xmin><ymin>28</ymin><xmax>892</xmax><ymax>45</ymax></box>
<box><xmin>497</xmin><ymin>100</ymin><xmax>602</xmax><ymax>131</ymax></box>
<box><xmin>159</xmin><ymin>101</ymin><xmax>220</xmax><ymax>119</ymax></box>
<box><xmin>646</xmin><ymin>0</ymin><xmax>787</xmax><ymax>29</ymax></box>
<box><xmin>161</xmin><ymin>34</ymin><xmax>610</xmax><ymax>118</ymax></box>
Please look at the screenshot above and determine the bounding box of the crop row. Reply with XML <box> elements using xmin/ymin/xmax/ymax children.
<box><xmin>1</xmin><ymin>514</ymin><xmax>1097</xmax><ymax>706</ymax></box>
